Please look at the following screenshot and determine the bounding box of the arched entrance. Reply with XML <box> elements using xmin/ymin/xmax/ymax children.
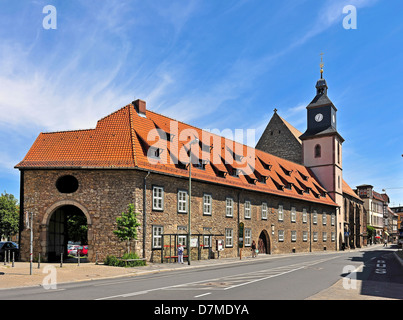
<box><xmin>46</xmin><ymin>205</ymin><xmax>89</xmax><ymax>262</ymax></box>
<box><xmin>258</xmin><ymin>230</ymin><xmax>270</xmax><ymax>254</ymax></box>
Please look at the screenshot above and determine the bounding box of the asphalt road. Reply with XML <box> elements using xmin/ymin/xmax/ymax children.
<box><xmin>1</xmin><ymin>246</ymin><xmax>402</xmax><ymax>303</ymax></box>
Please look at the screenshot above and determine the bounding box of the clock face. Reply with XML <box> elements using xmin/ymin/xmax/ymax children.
<box><xmin>315</xmin><ymin>113</ymin><xmax>323</xmax><ymax>122</ymax></box>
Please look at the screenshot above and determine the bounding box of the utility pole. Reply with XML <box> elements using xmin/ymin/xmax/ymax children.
<box><xmin>29</xmin><ymin>211</ymin><xmax>33</xmax><ymax>275</ymax></box>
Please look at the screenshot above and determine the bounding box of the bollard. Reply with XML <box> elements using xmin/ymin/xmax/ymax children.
<box><xmin>60</xmin><ymin>253</ymin><xmax>63</xmax><ymax>268</ymax></box>
<box><xmin>3</xmin><ymin>251</ymin><xmax>6</xmax><ymax>265</ymax></box>
<box><xmin>38</xmin><ymin>253</ymin><xmax>41</xmax><ymax>269</ymax></box>
<box><xmin>12</xmin><ymin>252</ymin><xmax>14</xmax><ymax>267</ymax></box>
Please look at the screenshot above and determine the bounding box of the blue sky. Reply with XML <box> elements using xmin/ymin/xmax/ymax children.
<box><xmin>0</xmin><ymin>0</ymin><xmax>402</xmax><ymax>206</ymax></box>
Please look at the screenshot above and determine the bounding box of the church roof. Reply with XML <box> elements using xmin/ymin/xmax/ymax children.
<box><xmin>16</xmin><ymin>102</ymin><xmax>338</xmax><ymax>207</ymax></box>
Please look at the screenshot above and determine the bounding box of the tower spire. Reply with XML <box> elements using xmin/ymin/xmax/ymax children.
<box><xmin>320</xmin><ymin>52</ymin><xmax>324</xmax><ymax>79</ymax></box>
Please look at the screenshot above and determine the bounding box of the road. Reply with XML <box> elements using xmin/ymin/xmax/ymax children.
<box><xmin>1</xmin><ymin>246</ymin><xmax>402</xmax><ymax>303</ymax></box>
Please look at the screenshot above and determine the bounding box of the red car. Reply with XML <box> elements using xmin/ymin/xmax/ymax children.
<box><xmin>78</xmin><ymin>245</ymin><xmax>88</xmax><ymax>256</ymax></box>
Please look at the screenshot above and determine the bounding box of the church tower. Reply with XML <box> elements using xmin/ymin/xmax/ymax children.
<box><xmin>300</xmin><ymin>55</ymin><xmax>344</xmax><ymax>204</ymax></box>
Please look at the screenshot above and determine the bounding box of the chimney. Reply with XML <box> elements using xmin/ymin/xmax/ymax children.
<box><xmin>133</xmin><ymin>99</ymin><xmax>147</xmax><ymax>117</ymax></box>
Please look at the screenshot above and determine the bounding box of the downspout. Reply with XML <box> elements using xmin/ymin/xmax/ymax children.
<box><xmin>237</xmin><ymin>189</ymin><xmax>243</xmax><ymax>258</ymax></box>
<box><xmin>143</xmin><ymin>171</ymin><xmax>151</xmax><ymax>259</ymax></box>
<box><xmin>309</xmin><ymin>205</ymin><xmax>312</xmax><ymax>252</ymax></box>
<box><xmin>18</xmin><ymin>170</ymin><xmax>24</xmax><ymax>255</ymax></box>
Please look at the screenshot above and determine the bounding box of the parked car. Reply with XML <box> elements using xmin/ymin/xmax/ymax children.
<box><xmin>67</xmin><ymin>245</ymin><xmax>80</xmax><ymax>257</ymax></box>
<box><xmin>0</xmin><ymin>241</ymin><xmax>19</xmax><ymax>261</ymax></box>
<box><xmin>78</xmin><ymin>245</ymin><xmax>88</xmax><ymax>256</ymax></box>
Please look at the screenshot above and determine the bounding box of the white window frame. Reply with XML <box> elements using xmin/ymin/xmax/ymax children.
<box><xmin>331</xmin><ymin>232</ymin><xmax>335</xmax><ymax>242</ymax></box>
<box><xmin>245</xmin><ymin>228</ymin><xmax>252</xmax><ymax>247</ymax></box>
<box><xmin>244</xmin><ymin>201</ymin><xmax>251</xmax><ymax>219</ymax></box>
<box><xmin>203</xmin><ymin>194</ymin><xmax>212</xmax><ymax>215</ymax></box>
<box><xmin>322</xmin><ymin>212</ymin><xmax>327</xmax><ymax>225</ymax></box>
<box><xmin>226</xmin><ymin>198</ymin><xmax>234</xmax><ymax>217</ymax></box>
<box><xmin>152</xmin><ymin>225</ymin><xmax>163</xmax><ymax>248</ymax></box>
<box><xmin>303</xmin><ymin>231</ymin><xmax>308</xmax><ymax>242</ymax></box>
<box><xmin>291</xmin><ymin>207</ymin><xmax>296</xmax><ymax>222</ymax></box>
<box><xmin>261</xmin><ymin>202</ymin><xmax>268</xmax><ymax>220</ymax></box>
<box><xmin>312</xmin><ymin>210</ymin><xmax>318</xmax><ymax>224</ymax></box>
<box><xmin>177</xmin><ymin>190</ymin><xmax>188</xmax><ymax>213</ymax></box>
<box><xmin>278</xmin><ymin>205</ymin><xmax>284</xmax><ymax>221</ymax></box>
<box><xmin>225</xmin><ymin>228</ymin><xmax>233</xmax><ymax>247</ymax></box>
<box><xmin>302</xmin><ymin>208</ymin><xmax>307</xmax><ymax>223</ymax></box>
<box><xmin>313</xmin><ymin>231</ymin><xmax>318</xmax><ymax>242</ymax></box>
<box><xmin>278</xmin><ymin>230</ymin><xmax>284</xmax><ymax>242</ymax></box>
<box><xmin>152</xmin><ymin>186</ymin><xmax>164</xmax><ymax>211</ymax></box>
<box><xmin>331</xmin><ymin>213</ymin><xmax>335</xmax><ymax>226</ymax></box>
<box><xmin>291</xmin><ymin>230</ymin><xmax>297</xmax><ymax>242</ymax></box>
<box><xmin>323</xmin><ymin>232</ymin><xmax>327</xmax><ymax>242</ymax></box>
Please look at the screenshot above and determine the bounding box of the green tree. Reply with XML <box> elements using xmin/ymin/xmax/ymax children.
<box><xmin>0</xmin><ymin>192</ymin><xmax>19</xmax><ymax>239</ymax></box>
<box><xmin>113</xmin><ymin>204</ymin><xmax>140</xmax><ymax>254</ymax></box>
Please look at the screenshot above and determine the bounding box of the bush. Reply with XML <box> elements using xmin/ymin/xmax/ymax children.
<box><xmin>104</xmin><ymin>252</ymin><xmax>146</xmax><ymax>267</ymax></box>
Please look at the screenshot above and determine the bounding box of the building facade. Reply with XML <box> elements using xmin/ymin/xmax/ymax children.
<box><xmin>16</xmin><ymin>98</ymin><xmax>339</xmax><ymax>263</ymax></box>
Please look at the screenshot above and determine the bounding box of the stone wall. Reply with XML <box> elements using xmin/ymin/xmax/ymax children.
<box><xmin>256</xmin><ymin>113</ymin><xmax>302</xmax><ymax>164</ymax></box>
<box><xmin>19</xmin><ymin>168</ymin><xmax>337</xmax><ymax>263</ymax></box>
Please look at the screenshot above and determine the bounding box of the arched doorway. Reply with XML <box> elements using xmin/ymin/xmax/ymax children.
<box><xmin>47</xmin><ymin>205</ymin><xmax>88</xmax><ymax>262</ymax></box>
<box><xmin>258</xmin><ymin>230</ymin><xmax>270</xmax><ymax>254</ymax></box>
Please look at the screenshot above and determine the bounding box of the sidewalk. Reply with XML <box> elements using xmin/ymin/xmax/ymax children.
<box><xmin>1</xmin><ymin>245</ymin><xmax>401</xmax><ymax>300</ymax></box>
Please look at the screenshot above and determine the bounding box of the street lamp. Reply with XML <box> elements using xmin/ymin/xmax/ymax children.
<box><xmin>188</xmin><ymin>138</ymin><xmax>199</xmax><ymax>265</ymax></box>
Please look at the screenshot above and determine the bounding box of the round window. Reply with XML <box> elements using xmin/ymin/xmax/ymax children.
<box><xmin>56</xmin><ymin>175</ymin><xmax>79</xmax><ymax>193</ymax></box>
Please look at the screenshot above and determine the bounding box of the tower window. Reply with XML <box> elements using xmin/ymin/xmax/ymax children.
<box><xmin>314</xmin><ymin>144</ymin><xmax>321</xmax><ymax>158</ymax></box>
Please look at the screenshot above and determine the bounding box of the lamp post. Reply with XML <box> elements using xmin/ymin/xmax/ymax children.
<box><xmin>188</xmin><ymin>138</ymin><xmax>199</xmax><ymax>265</ymax></box>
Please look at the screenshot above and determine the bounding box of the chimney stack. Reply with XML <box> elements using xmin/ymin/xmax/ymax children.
<box><xmin>133</xmin><ymin>99</ymin><xmax>146</xmax><ymax>117</ymax></box>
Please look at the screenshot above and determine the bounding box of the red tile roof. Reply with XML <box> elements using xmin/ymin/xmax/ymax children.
<box><xmin>16</xmin><ymin>103</ymin><xmax>338</xmax><ymax>207</ymax></box>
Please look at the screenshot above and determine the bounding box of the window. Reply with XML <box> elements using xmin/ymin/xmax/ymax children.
<box><xmin>56</xmin><ymin>175</ymin><xmax>79</xmax><ymax>194</ymax></box>
<box><xmin>323</xmin><ymin>232</ymin><xmax>327</xmax><ymax>242</ymax></box>
<box><xmin>261</xmin><ymin>202</ymin><xmax>268</xmax><ymax>220</ymax></box>
<box><xmin>302</xmin><ymin>208</ymin><xmax>307</xmax><ymax>223</ymax></box>
<box><xmin>153</xmin><ymin>186</ymin><xmax>164</xmax><ymax>211</ymax></box>
<box><xmin>314</xmin><ymin>144</ymin><xmax>321</xmax><ymax>158</ymax></box>
<box><xmin>203</xmin><ymin>227</ymin><xmax>212</xmax><ymax>248</ymax></box>
<box><xmin>244</xmin><ymin>201</ymin><xmax>251</xmax><ymax>219</ymax></box>
<box><xmin>291</xmin><ymin>231</ymin><xmax>297</xmax><ymax>242</ymax></box>
<box><xmin>313</xmin><ymin>232</ymin><xmax>318</xmax><ymax>242</ymax></box>
<box><xmin>312</xmin><ymin>210</ymin><xmax>318</xmax><ymax>224</ymax></box>
<box><xmin>331</xmin><ymin>232</ymin><xmax>335</xmax><ymax>242</ymax></box>
<box><xmin>322</xmin><ymin>212</ymin><xmax>327</xmax><ymax>225</ymax></box>
<box><xmin>226</xmin><ymin>198</ymin><xmax>234</xmax><ymax>217</ymax></box>
<box><xmin>177</xmin><ymin>226</ymin><xmax>187</xmax><ymax>246</ymax></box>
<box><xmin>225</xmin><ymin>228</ymin><xmax>233</xmax><ymax>247</ymax></box>
<box><xmin>278</xmin><ymin>205</ymin><xmax>284</xmax><ymax>221</ymax></box>
<box><xmin>245</xmin><ymin>228</ymin><xmax>251</xmax><ymax>247</ymax></box>
<box><xmin>203</xmin><ymin>194</ymin><xmax>212</xmax><ymax>215</ymax></box>
<box><xmin>303</xmin><ymin>231</ymin><xmax>308</xmax><ymax>242</ymax></box>
<box><xmin>152</xmin><ymin>226</ymin><xmax>163</xmax><ymax>248</ymax></box>
<box><xmin>278</xmin><ymin>230</ymin><xmax>284</xmax><ymax>242</ymax></box>
<box><xmin>177</xmin><ymin>190</ymin><xmax>188</xmax><ymax>213</ymax></box>
<box><xmin>331</xmin><ymin>213</ymin><xmax>335</xmax><ymax>226</ymax></box>
<box><xmin>149</xmin><ymin>147</ymin><xmax>161</xmax><ymax>159</ymax></box>
<box><xmin>291</xmin><ymin>207</ymin><xmax>296</xmax><ymax>222</ymax></box>
<box><xmin>194</xmin><ymin>159</ymin><xmax>207</xmax><ymax>170</ymax></box>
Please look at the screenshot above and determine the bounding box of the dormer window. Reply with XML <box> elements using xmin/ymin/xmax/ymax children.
<box><xmin>149</xmin><ymin>147</ymin><xmax>162</xmax><ymax>159</ymax></box>
<box><xmin>194</xmin><ymin>159</ymin><xmax>207</xmax><ymax>170</ymax></box>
